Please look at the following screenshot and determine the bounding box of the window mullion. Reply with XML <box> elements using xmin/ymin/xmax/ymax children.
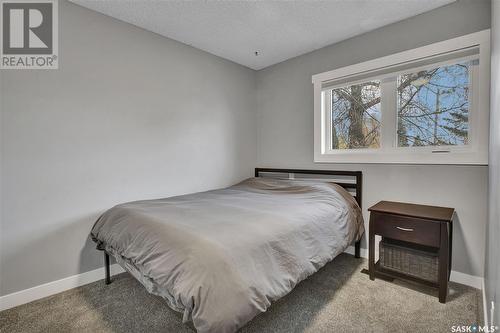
<box><xmin>324</xmin><ymin>90</ymin><xmax>332</xmax><ymax>153</ymax></box>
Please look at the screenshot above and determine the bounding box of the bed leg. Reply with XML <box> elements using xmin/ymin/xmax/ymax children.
<box><xmin>104</xmin><ymin>252</ymin><xmax>111</xmax><ymax>285</ymax></box>
<box><xmin>354</xmin><ymin>241</ymin><xmax>361</xmax><ymax>258</ymax></box>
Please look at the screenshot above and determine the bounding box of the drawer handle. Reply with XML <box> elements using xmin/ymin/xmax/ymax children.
<box><xmin>396</xmin><ymin>226</ymin><xmax>414</xmax><ymax>232</ymax></box>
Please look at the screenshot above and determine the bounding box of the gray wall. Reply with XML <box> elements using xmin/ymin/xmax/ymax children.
<box><xmin>0</xmin><ymin>1</ymin><xmax>256</xmax><ymax>296</ymax></box>
<box><xmin>256</xmin><ymin>0</ymin><xmax>490</xmax><ymax>277</ymax></box>
<box><xmin>486</xmin><ymin>0</ymin><xmax>500</xmax><ymax>326</ymax></box>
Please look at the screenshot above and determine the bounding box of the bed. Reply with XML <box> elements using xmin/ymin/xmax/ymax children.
<box><xmin>90</xmin><ymin>168</ymin><xmax>364</xmax><ymax>333</ymax></box>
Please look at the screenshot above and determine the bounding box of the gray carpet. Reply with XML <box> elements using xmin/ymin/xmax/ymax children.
<box><xmin>0</xmin><ymin>254</ymin><xmax>482</xmax><ymax>333</ymax></box>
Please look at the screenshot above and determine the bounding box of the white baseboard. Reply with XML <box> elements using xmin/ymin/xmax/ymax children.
<box><xmin>450</xmin><ymin>270</ymin><xmax>483</xmax><ymax>290</ymax></box>
<box><xmin>482</xmin><ymin>278</ymin><xmax>488</xmax><ymax>326</ymax></box>
<box><xmin>0</xmin><ymin>264</ymin><xmax>124</xmax><ymax>312</ymax></box>
<box><xmin>344</xmin><ymin>245</ymin><xmax>483</xmax><ymax>289</ymax></box>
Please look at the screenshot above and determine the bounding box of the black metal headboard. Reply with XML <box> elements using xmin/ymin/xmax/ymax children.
<box><xmin>255</xmin><ymin>168</ymin><xmax>362</xmax><ymax>208</ymax></box>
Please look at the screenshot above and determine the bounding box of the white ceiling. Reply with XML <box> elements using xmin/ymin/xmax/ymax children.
<box><xmin>70</xmin><ymin>0</ymin><xmax>455</xmax><ymax>70</ymax></box>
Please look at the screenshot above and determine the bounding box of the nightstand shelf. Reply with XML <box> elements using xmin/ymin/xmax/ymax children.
<box><xmin>373</xmin><ymin>261</ymin><xmax>439</xmax><ymax>288</ymax></box>
<box><xmin>368</xmin><ymin>201</ymin><xmax>454</xmax><ymax>303</ymax></box>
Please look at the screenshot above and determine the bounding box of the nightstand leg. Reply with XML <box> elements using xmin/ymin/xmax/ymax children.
<box><xmin>438</xmin><ymin>222</ymin><xmax>450</xmax><ymax>303</ymax></box>
<box><xmin>368</xmin><ymin>215</ymin><xmax>375</xmax><ymax>280</ymax></box>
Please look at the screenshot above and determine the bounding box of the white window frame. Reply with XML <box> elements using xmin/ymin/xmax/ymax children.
<box><xmin>312</xmin><ymin>30</ymin><xmax>490</xmax><ymax>165</ymax></box>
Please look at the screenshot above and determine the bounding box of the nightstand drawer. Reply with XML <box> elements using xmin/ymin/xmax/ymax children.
<box><xmin>372</xmin><ymin>212</ymin><xmax>440</xmax><ymax>247</ymax></box>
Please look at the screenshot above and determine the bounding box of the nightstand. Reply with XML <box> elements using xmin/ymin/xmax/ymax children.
<box><xmin>368</xmin><ymin>201</ymin><xmax>454</xmax><ymax>303</ymax></box>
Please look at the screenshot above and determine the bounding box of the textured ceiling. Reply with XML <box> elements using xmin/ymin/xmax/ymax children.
<box><xmin>70</xmin><ymin>0</ymin><xmax>455</xmax><ymax>70</ymax></box>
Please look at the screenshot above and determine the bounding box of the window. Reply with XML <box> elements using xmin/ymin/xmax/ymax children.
<box><xmin>313</xmin><ymin>30</ymin><xmax>490</xmax><ymax>164</ymax></box>
<box><xmin>330</xmin><ymin>80</ymin><xmax>381</xmax><ymax>149</ymax></box>
<box><xmin>397</xmin><ymin>62</ymin><xmax>471</xmax><ymax>148</ymax></box>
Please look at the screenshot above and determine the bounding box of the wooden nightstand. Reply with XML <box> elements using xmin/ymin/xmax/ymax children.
<box><xmin>368</xmin><ymin>201</ymin><xmax>454</xmax><ymax>303</ymax></box>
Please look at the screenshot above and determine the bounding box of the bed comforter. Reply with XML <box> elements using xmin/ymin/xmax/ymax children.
<box><xmin>91</xmin><ymin>177</ymin><xmax>364</xmax><ymax>333</ymax></box>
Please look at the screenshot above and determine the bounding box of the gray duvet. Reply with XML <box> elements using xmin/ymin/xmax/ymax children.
<box><xmin>91</xmin><ymin>177</ymin><xmax>364</xmax><ymax>333</ymax></box>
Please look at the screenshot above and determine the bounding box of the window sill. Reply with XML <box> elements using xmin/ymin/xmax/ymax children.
<box><xmin>314</xmin><ymin>151</ymin><xmax>488</xmax><ymax>165</ymax></box>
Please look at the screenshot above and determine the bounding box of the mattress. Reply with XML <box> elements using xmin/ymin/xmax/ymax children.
<box><xmin>91</xmin><ymin>177</ymin><xmax>364</xmax><ymax>333</ymax></box>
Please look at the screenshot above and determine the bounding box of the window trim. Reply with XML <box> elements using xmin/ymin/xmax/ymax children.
<box><xmin>312</xmin><ymin>30</ymin><xmax>490</xmax><ymax>165</ymax></box>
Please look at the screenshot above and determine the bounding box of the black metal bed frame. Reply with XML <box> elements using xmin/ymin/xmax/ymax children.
<box><xmin>103</xmin><ymin>168</ymin><xmax>363</xmax><ymax>284</ymax></box>
<box><xmin>254</xmin><ymin>168</ymin><xmax>362</xmax><ymax>259</ymax></box>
